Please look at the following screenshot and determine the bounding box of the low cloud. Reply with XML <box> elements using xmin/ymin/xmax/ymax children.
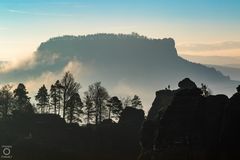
<box><xmin>111</xmin><ymin>81</ymin><xmax>152</xmax><ymax>109</ymax></box>
<box><xmin>39</xmin><ymin>53</ymin><xmax>60</xmax><ymax>65</ymax></box>
<box><xmin>63</xmin><ymin>59</ymin><xmax>83</xmax><ymax>76</ymax></box>
<box><xmin>177</xmin><ymin>41</ymin><xmax>240</xmax><ymax>52</ymax></box>
<box><xmin>25</xmin><ymin>59</ymin><xmax>87</xmax><ymax>95</ymax></box>
<box><xmin>25</xmin><ymin>71</ymin><xmax>59</xmax><ymax>94</ymax></box>
<box><xmin>0</xmin><ymin>52</ymin><xmax>36</xmax><ymax>73</ymax></box>
<box><xmin>112</xmin><ymin>81</ymin><xmax>141</xmax><ymax>97</ymax></box>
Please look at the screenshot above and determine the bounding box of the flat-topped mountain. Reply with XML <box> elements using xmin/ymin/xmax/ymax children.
<box><xmin>0</xmin><ymin>33</ymin><xmax>238</xmax><ymax>109</ymax></box>
<box><xmin>36</xmin><ymin>33</ymin><xmax>229</xmax><ymax>81</ymax></box>
<box><xmin>36</xmin><ymin>33</ymin><xmax>237</xmax><ymax>94</ymax></box>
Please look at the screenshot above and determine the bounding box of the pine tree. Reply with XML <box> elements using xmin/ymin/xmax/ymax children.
<box><xmin>50</xmin><ymin>84</ymin><xmax>57</xmax><ymax>114</ymax></box>
<box><xmin>0</xmin><ymin>85</ymin><xmax>14</xmax><ymax>118</ymax></box>
<box><xmin>83</xmin><ymin>92</ymin><xmax>95</xmax><ymax>124</ymax></box>
<box><xmin>55</xmin><ymin>80</ymin><xmax>64</xmax><ymax>115</ymax></box>
<box><xmin>50</xmin><ymin>81</ymin><xmax>63</xmax><ymax>114</ymax></box>
<box><xmin>66</xmin><ymin>93</ymin><xmax>83</xmax><ymax>123</ymax></box>
<box><xmin>131</xmin><ymin>95</ymin><xmax>143</xmax><ymax>109</ymax></box>
<box><xmin>13</xmin><ymin>83</ymin><xmax>31</xmax><ymax>112</ymax></box>
<box><xmin>107</xmin><ymin>96</ymin><xmax>123</xmax><ymax>120</ymax></box>
<box><xmin>35</xmin><ymin>85</ymin><xmax>49</xmax><ymax>113</ymax></box>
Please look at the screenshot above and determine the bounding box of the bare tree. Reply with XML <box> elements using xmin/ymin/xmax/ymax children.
<box><xmin>50</xmin><ymin>80</ymin><xmax>63</xmax><ymax>114</ymax></box>
<box><xmin>83</xmin><ymin>92</ymin><xmax>95</xmax><ymax>124</ymax></box>
<box><xmin>61</xmin><ymin>71</ymin><xmax>81</xmax><ymax>119</ymax></box>
<box><xmin>121</xmin><ymin>96</ymin><xmax>132</xmax><ymax>108</ymax></box>
<box><xmin>106</xmin><ymin>96</ymin><xmax>123</xmax><ymax>120</ymax></box>
<box><xmin>86</xmin><ymin>82</ymin><xmax>109</xmax><ymax>125</ymax></box>
<box><xmin>66</xmin><ymin>93</ymin><xmax>83</xmax><ymax>123</ymax></box>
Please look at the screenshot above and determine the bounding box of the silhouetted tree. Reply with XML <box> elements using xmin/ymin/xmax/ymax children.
<box><xmin>61</xmin><ymin>71</ymin><xmax>81</xmax><ymax>119</ymax></box>
<box><xmin>201</xmin><ymin>83</ymin><xmax>211</xmax><ymax>97</ymax></box>
<box><xmin>165</xmin><ymin>85</ymin><xmax>171</xmax><ymax>90</ymax></box>
<box><xmin>13</xmin><ymin>83</ymin><xmax>31</xmax><ymax>112</ymax></box>
<box><xmin>237</xmin><ymin>85</ymin><xmax>240</xmax><ymax>93</ymax></box>
<box><xmin>131</xmin><ymin>95</ymin><xmax>143</xmax><ymax>109</ymax></box>
<box><xmin>55</xmin><ymin>80</ymin><xmax>64</xmax><ymax>115</ymax></box>
<box><xmin>24</xmin><ymin>102</ymin><xmax>35</xmax><ymax>114</ymax></box>
<box><xmin>66</xmin><ymin>93</ymin><xmax>83</xmax><ymax>123</ymax></box>
<box><xmin>83</xmin><ymin>92</ymin><xmax>95</xmax><ymax>124</ymax></box>
<box><xmin>50</xmin><ymin>81</ymin><xmax>63</xmax><ymax>114</ymax></box>
<box><xmin>107</xmin><ymin>96</ymin><xmax>123</xmax><ymax>120</ymax></box>
<box><xmin>50</xmin><ymin>84</ymin><xmax>57</xmax><ymax>114</ymax></box>
<box><xmin>35</xmin><ymin>85</ymin><xmax>49</xmax><ymax>113</ymax></box>
<box><xmin>86</xmin><ymin>82</ymin><xmax>109</xmax><ymax>125</ymax></box>
<box><xmin>0</xmin><ymin>85</ymin><xmax>14</xmax><ymax>119</ymax></box>
<box><xmin>121</xmin><ymin>96</ymin><xmax>132</xmax><ymax>108</ymax></box>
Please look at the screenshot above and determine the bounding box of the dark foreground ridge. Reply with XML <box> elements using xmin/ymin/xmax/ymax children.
<box><xmin>1</xmin><ymin>78</ymin><xmax>240</xmax><ymax>160</ymax></box>
<box><xmin>140</xmin><ymin>78</ymin><xmax>240</xmax><ymax>160</ymax></box>
<box><xmin>0</xmin><ymin>107</ymin><xmax>144</xmax><ymax>160</ymax></box>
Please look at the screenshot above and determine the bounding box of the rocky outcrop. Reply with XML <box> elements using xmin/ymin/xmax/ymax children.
<box><xmin>202</xmin><ymin>95</ymin><xmax>228</xmax><ymax>151</ymax></box>
<box><xmin>147</xmin><ymin>90</ymin><xmax>174</xmax><ymax>121</ymax></box>
<box><xmin>221</xmin><ymin>92</ymin><xmax>240</xmax><ymax>159</ymax></box>
<box><xmin>119</xmin><ymin>107</ymin><xmax>145</xmax><ymax>129</ymax></box>
<box><xmin>178</xmin><ymin>78</ymin><xmax>197</xmax><ymax>89</ymax></box>
<box><xmin>155</xmin><ymin>88</ymin><xmax>204</xmax><ymax>150</ymax></box>
<box><xmin>147</xmin><ymin>78</ymin><xmax>198</xmax><ymax>121</ymax></box>
<box><xmin>140</xmin><ymin>79</ymin><xmax>240</xmax><ymax>160</ymax></box>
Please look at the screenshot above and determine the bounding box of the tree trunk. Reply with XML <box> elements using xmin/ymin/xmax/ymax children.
<box><xmin>63</xmin><ymin>91</ymin><xmax>66</xmax><ymax>119</ymax></box>
<box><xmin>99</xmin><ymin>103</ymin><xmax>102</xmax><ymax>124</ymax></box>
<box><xmin>87</xmin><ymin>110</ymin><xmax>90</xmax><ymax>124</ymax></box>
<box><xmin>58</xmin><ymin>89</ymin><xmax>61</xmax><ymax>115</ymax></box>
<box><xmin>95</xmin><ymin>104</ymin><xmax>98</xmax><ymax>125</ymax></box>
<box><xmin>108</xmin><ymin>107</ymin><xmax>111</xmax><ymax>119</ymax></box>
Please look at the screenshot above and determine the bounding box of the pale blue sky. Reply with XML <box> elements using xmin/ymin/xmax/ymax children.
<box><xmin>1</xmin><ymin>0</ymin><xmax>240</xmax><ymax>60</ymax></box>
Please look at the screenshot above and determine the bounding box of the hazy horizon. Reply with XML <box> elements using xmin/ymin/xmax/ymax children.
<box><xmin>1</xmin><ymin>0</ymin><xmax>240</xmax><ymax>61</ymax></box>
<box><xmin>1</xmin><ymin>0</ymin><xmax>240</xmax><ymax>112</ymax></box>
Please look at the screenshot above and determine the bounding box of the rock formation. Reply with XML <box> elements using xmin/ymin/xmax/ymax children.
<box><xmin>140</xmin><ymin>78</ymin><xmax>240</xmax><ymax>160</ymax></box>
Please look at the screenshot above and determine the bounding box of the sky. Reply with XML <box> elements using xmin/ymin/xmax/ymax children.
<box><xmin>1</xmin><ymin>0</ymin><xmax>240</xmax><ymax>111</ymax></box>
<box><xmin>1</xmin><ymin>0</ymin><xmax>240</xmax><ymax>61</ymax></box>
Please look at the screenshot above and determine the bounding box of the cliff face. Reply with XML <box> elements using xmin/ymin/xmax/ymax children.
<box><xmin>140</xmin><ymin>79</ymin><xmax>240</xmax><ymax>160</ymax></box>
<box><xmin>147</xmin><ymin>78</ymin><xmax>200</xmax><ymax>121</ymax></box>
<box><xmin>147</xmin><ymin>90</ymin><xmax>174</xmax><ymax>121</ymax></box>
